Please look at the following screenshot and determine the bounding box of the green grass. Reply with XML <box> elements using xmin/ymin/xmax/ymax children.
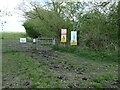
<box><xmin>2</xmin><ymin>51</ymin><xmax>64</xmax><ymax>88</ymax></box>
<box><xmin>2</xmin><ymin>50</ymin><xmax>118</xmax><ymax>88</ymax></box>
<box><xmin>2</xmin><ymin>37</ymin><xmax>118</xmax><ymax>88</ymax></box>
<box><xmin>52</xmin><ymin>45</ymin><xmax>118</xmax><ymax>63</ymax></box>
<box><xmin>1</xmin><ymin>32</ymin><xmax>27</xmax><ymax>39</ymax></box>
<box><xmin>92</xmin><ymin>73</ymin><xmax>114</xmax><ymax>83</ymax></box>
<box><xmin>90</xmin><ymin>72</ymin><xmax>118</xmax><ymax>88</ymax></box>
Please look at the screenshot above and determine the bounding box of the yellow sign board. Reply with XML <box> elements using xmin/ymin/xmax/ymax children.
<box><xmin>61</xmin><ymin>35</ymin><xmax>66</xmax><ymax>42</ymax></box>
<box><xmin>61</xmin><ymin>29</ymin><xmax>67</xmax><ymax>43</ymax></box>
<box><xmin>71</xmin><ymin>41</ymin><xmax>77</xmax><ymax>45</ymax></box>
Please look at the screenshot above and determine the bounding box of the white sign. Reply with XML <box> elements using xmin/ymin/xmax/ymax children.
<box><xmin>71</xmin><ymin>31</ymin><xmax>77</xmax><ymax>45</ymax></box>
<box><xmin>61</xmin><ymin>29</ymin><xmax>67</xmax><ymax>35</ymax></box>
<box><xmin>33</xmin><ymin>39</ymin><xmax>36</xmax><ymax>43</ymax></box>
<box><xmin>20</xmin><ymin>38</ymin><xmax>26</xmax><ymax>43</ymax></box>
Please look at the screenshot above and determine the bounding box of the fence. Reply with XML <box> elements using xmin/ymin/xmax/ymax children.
<box><xmin>2</xmin><ymin>38</ymin><xmax>55</xmax><ymax>52</ymax></box>
<box><xmin>36</xmin><ymin>37</ymin><xmax>55</xmax><ymax>45</ymax></box>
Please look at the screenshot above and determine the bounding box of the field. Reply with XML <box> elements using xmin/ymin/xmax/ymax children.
<box><xmin>1</xmin><ymin>32</ymin><xmax>26</xmax><ymax>39</ymax></box>
<box><xmin>2</xmin><ymin>33</ymin><xmax>119</xmax><ymax>88</ymax></box>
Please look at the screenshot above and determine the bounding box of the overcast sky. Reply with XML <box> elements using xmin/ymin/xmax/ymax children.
<box><xmin>0</xmin><ymin>0</ymin><xmax>47</xmax><ymax>32</ymax></box>
<box><xmin>0</xmin><ymin>0</ymin><xmax>117</xmax><ymax>32</ymax></box>
<box><xmin>0</xmin><ymin>0</ymin><xmax>25</xmax><ymax>32</ymax></box>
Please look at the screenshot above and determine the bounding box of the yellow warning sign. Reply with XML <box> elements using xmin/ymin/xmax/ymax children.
<box><xmin>61</xmin><ymin>29</ymin><xmax>67</xmax><ymax>43</ymax></box>
<box><xmin>71</xmin><ymin>41</ymin><xmax>77</xmax><ymax>45</ymax></box>
<box><xmin>61</xmin><ymin>35</ymin><xmax>66</xmax><ymax>42</ymax></box>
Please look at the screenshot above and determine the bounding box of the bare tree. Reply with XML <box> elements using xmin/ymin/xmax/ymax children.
<box><xmin>0</xmin><ymin>8</ymin><xmax>12</xmax><ymax>36</ymax></box>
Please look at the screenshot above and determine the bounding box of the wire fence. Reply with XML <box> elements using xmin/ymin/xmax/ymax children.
<box><xmin>2</xmin><ymin>38</ymin><xmax>55</xmax><ymax>52</ymax></box>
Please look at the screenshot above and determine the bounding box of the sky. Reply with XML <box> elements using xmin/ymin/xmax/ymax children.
<box><xmin>0</xmin><ymin>0</ymin><xmax>47</xmax><ymax>33</ymax></box>
<box><xmin>0</xmin><ymin>0</ymin><xmax>26</xmax><ymax>32</ymax></box>
<box><xmin>0</xmin><ymin>0</ymin><xmax>118</xmax><ymax>32</ymax></box>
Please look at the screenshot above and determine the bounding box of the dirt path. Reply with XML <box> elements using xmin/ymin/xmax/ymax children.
<box><xmin>25</xmin><ymin>49</ymin><xmax>118</xmax><ymax>88</ymax></box>
<box><xmin>2</xmin><ymin>39</ymin><xmax>119</xmax><ymax>88</ymax></box>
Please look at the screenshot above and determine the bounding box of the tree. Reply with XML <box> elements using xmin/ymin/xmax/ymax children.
<box><xmin>20</xmin><ymin>0</ymin><xmax>73</xmax><ymax>44</ymax></box>
<box><xmin>77</xmin><ymin>1</ymin><xmax>118</xmax><ymax>50</ymax></box>
<box><xmin>22</xmin><ymin>0</ymin><xmax>118</xmax><ymax>50</ymax></box>
<box><xmin>23</xmin><ymin>6</ymin><xmax>72</xmax><ymax>40</ymax></box>
<box><xmin>0</xmin><ymin>9</ymin><xmax>12</xmax><ymax>38</ymax></box>
<box><xmin>0</xmin><ymin>9</ymin><xmax>12</xmax><ymax>31</ymax></box>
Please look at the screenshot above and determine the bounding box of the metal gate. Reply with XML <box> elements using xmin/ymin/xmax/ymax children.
<box><xmin>2</xmin><ymin>38</ymin><xmax>56</xmax><ymax>52</ymax></box>
<box><xmin>36</xmin><ymin>37</ymin><xmax>55</xmax><ymax>50</ymax></box>
<box><xmin>36</xmin><ymin>37</ymin><xmax>55</xmax><ymax>45</ymax></box>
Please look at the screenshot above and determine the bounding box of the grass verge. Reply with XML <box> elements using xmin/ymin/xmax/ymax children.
<box><xmin>52</xmin><ymin>45</ymin><xmax>118</xmax><ymax>63</ymax></box>
<box><xmin>1</xmin><ymin>32</ymin><xmax>27</xmax><ymax>39</ymax></box>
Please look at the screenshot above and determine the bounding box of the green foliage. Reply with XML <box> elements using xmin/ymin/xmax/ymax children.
<box><xmin>52</xmin><ymin>45</ymin><xmax>117</xmax><ymax>62</ymax></box>
<box><xmin>78</xmin><ymin>8</ymin><xmax>118</xmax><ymax>50</ymax></box>
<box><xmin>23</xmin><ymin>7</ymin><xmax>72</xmax><ymax>39</ymax></box>
<box><xmin>23</xmin><ymin>1</ymin><xmax>118</xmax><ymax>51</ymax></box>
<box><xmin>23</xmin><ymin>21</ymin><xmax>40</xmax><ymax>38</ymax></box>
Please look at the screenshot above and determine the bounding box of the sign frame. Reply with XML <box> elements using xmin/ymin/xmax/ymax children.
<box><xmin>20</xmin><ymin>38</ymin><xmax>26</xmax><ymax>43</ymax></box>
<box><xmin>61</xmin><ymin>29</ymin><xmax>67</xmax><ymax>43</ymax></box>
<box><xmin>71</xmin><ymin>31</ymin><xmax>77</xmax><ymax>45</ymax></box>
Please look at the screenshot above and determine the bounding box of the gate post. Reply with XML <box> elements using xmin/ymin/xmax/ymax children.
<box><xmin>33</xmin><ymin>38</ymin><xmax>37</xmax><ymax>51</ymax></box>
<box><xmin>53</xmin><ymin>38</ymin><xmax>56</xmax><ymax>45</ymax></box>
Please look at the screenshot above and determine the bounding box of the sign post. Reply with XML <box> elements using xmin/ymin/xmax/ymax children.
<box><xmin>33</xmin><ymin>38</ymin><xmax>37</xmax><ymax>50</ymax></box>
<box><xmin>61</xmin><ymin>29</ymin><xmax>67</xmax><ymax>47</ymax></box>
<box><xmin>61</xmin><ymin>29</ymin><xmax>67</xmax><ymax>43</ymax></box>
<box><xmin>71</xmin><ymin>31</ymin><xmax>77</xmax><ymax>45</ymax></box>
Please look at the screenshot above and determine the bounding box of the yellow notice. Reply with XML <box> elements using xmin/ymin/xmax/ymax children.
<box><xmin>61</xmin><ymin>35</ymin><xmax>66</xmax><ymax>42</ymax></box>
<box><xmin>71</xmin><ymin>41</ymin><xmax>77</xmax><ymax>45</ymax></box>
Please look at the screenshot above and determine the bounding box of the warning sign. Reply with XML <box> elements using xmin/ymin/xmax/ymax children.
<box><xmin>61</xmin><ymin>35</ymin><xmax>66</xmax><ymax>42</ymax></box>
<box><xmin>61</xmin><ymin>29</ymin><xmax>67</xmax><ymax>43</ymax></box>
<box><xmin>71</xmin><ymin>31</ymin><xmax>77</xmax><ymax>45</ymax></box>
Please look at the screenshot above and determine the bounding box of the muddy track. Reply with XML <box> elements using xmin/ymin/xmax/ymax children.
<box><xmin>2</xmin><ymin>39</ymin><xmax>119</xmax><ymax>88</ymax></box>
<box><xmin>26</xmin><ymin>49</ymin><xmax>119</xmax><ymax>88</ymax></box>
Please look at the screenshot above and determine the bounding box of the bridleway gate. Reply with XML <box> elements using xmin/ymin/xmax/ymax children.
<box><xmin>2</xmin><ymin>37</ymin><xmax>56</xmax><ymax>52</ymax></box>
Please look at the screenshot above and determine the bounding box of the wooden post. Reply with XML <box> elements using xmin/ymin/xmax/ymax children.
<box><xmin>33</xmin><ymin>38</ymin><xmax>36</xmax><ymax>51</ymax></box>
<box><xmin>53</xmin><ymin>38</ymin><xmax>56</xmax><ymax>45</ymax></box>
<box><xmin>63</xmin><ymin>43</ymin><xmax>66</xmax><ymax>47</ymax></box>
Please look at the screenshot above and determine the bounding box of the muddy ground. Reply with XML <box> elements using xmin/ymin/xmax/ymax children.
<box><xmin>2</xmin><ymin>39</ymin><xmax>119</xmax><ymax>88</ymax></box>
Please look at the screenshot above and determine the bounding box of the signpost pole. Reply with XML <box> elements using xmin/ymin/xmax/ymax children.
<box><xmin>33</xmin><ymin>38</ymin><xmax>36</xmax><ymax>51</ymax></box>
